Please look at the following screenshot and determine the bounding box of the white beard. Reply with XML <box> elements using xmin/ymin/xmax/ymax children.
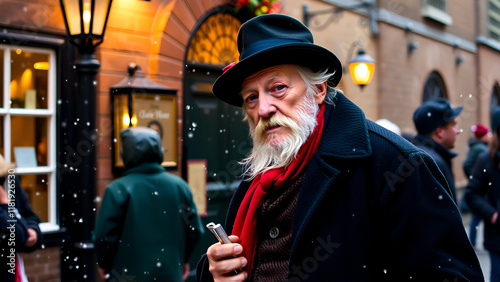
<box><xmin>241</xmin><ymin>92</ymin><xmax>320</xmax><ymax>180</ymax></box>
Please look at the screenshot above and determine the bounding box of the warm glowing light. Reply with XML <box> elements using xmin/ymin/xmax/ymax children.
<box><xmin>34</xmin><ymin>62</ymin><xmax>50</xmax><ymax>70</ymax></box>
<box><xmin>83</xmin><ymin>0</ymin><xmax>91</xmax><ymax>34</ymax></box>
<box><xmin>348</xmin><ymin>48</ymin><xmax>375</xmax><ymax>87</ymax></box>
<box><xmin>131</xmin><ymin>115</ymin><xmax>138</xmax><ymax>126</ymax></box>
<box><xmin>16</xmin><ymin>49</ymin><xmax>22</xmax><ymax>55</ymax></box>
<box><xmin>122</xmin><ymin>114</ymin><xmax>130</xmax><ymax>127</ymax></box>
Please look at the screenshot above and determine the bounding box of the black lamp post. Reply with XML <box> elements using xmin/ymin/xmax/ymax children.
<box><xmin>58</xmin><ymin>0</ymin><xmax>112</xmax><ymax>280</ymax></box>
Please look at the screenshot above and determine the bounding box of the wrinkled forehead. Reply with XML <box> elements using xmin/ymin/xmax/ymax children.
<box><xmin>241</xmin><ymin>65</ymin><xmax>300</xmax><ymax>88</ymax></box>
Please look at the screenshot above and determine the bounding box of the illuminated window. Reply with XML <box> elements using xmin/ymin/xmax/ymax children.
<box><xmin>0</xmin><ymin>45</ymin><xmax>56</xmax><ymax>231</ymax></box>
<box><xmin>186</xmin><ymin>13</ymin><xmax>241</xmax><ymax>65</ymax></box>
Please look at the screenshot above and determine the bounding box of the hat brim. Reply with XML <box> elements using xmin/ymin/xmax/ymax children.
<box><xmin>445</xmin><ymin>106</ymin><xmax>463</xmax><ymax>123</ymax></box>
<box><xmin>212</xmin><ymin>43</ymin><xmax>342</xmax><ymax>107</ymax></box>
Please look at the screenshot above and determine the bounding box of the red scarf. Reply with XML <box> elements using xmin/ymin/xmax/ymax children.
<box><xmin>232</xmin><ymin>104</ymin><xmax>325</xmax><ymax>278</ymax></box>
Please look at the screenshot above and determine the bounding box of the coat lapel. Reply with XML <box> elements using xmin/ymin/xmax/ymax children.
<box><xmin>291</xmin><ymin>93</ymin><xmax>372</xmax><ymax>256</ymax></box>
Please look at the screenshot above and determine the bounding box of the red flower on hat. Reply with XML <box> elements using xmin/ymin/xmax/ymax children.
<box><xmin>222</xmin><ymin>62</ymin><xmax>237</xmax><ymax>74</ymax></box>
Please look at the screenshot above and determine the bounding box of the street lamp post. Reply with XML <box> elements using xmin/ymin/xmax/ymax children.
<box><xmin>58</xmin><ymin>0</ymin><xmax>112</xmax><ymax>280</ymax></box>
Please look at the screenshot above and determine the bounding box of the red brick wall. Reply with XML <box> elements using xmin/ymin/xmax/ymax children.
<box><xmin>23</xmin><ymin>246</ymin><xmax>60</xmax><ymax>282</ymax></box>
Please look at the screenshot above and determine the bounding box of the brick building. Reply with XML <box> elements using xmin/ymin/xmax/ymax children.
<box><xmin>0</xmin><ymin>0</ymin><xmax>499</xmax><ymax>281</ymax></box>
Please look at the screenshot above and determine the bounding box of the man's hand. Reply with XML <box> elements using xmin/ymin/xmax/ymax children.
<box><xmin>26</xmin><ymin>228</ymin><xmax>38</xmax><ymax>247</ymax></box>
<box><xmin>207</xmin><ymin>235</ymin><xmax>248</xmax><ymax>281</ymax></box>
<box><xmin>182</xmin><ymin>263</ymin><xmax>190</xmax><ymax>281</ymax></box>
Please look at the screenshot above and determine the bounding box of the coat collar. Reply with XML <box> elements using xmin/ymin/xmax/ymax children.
<box><xmin>122</xmin><ymin>162</ymin><xmax>165</xmax><ymax>176</ymax></box>
<box><xmin>291</xmin><ymin>92</ymin><xmax>372</xmax><ymax>257</ymax></box>
<box><xmin>318</xmin><ymin>93</ymin><xmax>372</xmax><ymax>160</ymax></box>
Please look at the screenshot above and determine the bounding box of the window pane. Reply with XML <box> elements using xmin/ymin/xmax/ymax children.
<box><xmin>11</xmin><ymin>116</ymin><xmax>48</xmax><ymax>167</ymax></box>
<box><xmin>10</xmin><ymin>50</ymin><xmax>49</xmax><ymax>109</ymax></box>
<box><xmin>18</xmin><ymin>173</ymin><xmax>50</xmax><ymax>222</ymax></box>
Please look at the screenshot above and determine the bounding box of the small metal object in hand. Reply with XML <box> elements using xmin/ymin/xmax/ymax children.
<box><xmin>206</xmin><ymin>222</ymin><xmax>242</xmax><ymax>275</ymax></box>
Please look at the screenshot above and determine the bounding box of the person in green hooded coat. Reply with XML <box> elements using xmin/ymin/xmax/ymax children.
<box><xmin>93</xmin><ymin>126</ymin><xmax>204</xmax><ymax>281</ymax></box>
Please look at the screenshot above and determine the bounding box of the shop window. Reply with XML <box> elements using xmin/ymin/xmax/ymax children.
<box><xmin>488</xmin><ymin>0</ymin><xmax>500</xmax><ymax>42</ymax></box>
<box><xmin>421</xmin><ymin>0</ymin><xmax>452</xmax><ymax>25</ymax></box>
<box><xmin>422</xmin><ymin>71</ymin><xmax>447</xmax><ymax>102</ymax></box>
<box><xmin>0</xmin><ymin>45</ymin><xmax>57</xmax><ymax>231</ymax></box>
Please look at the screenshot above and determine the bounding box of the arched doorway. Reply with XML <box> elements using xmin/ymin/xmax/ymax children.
<box><xmin>182</xmin><ymin>8</ymin><xmax>251</xmax><ymax>278</ymax></box>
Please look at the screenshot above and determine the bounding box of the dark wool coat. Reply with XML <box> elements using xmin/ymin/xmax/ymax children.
<box><xmin>197</xmin><ymin>93</ymin><xmax>483</xmax><ymax>281</ymax></box>
<box><xmin>464</xmin><ymin>150</ymin><xmax>500</xmax><ymax>252</ymax></box>
<box><xmin>93</xmin><ymin>127</ymin><xmax>204</xmax><ymax>282</ymax></box>
<box><xmin>0</xmin><ymin>176</ymin><xmax>42</xmax><ymax>282</ymax></box>
<box><xmin>412</xmin><ymin>134</ymin><xmax>459</xmax><ymax>202</ymax></box>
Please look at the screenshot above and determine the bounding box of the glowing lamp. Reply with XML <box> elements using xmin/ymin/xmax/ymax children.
<box><xmin>348</xmin><ymin>47</ymin><xmax>375</xmax><ymax>88</ymax></box>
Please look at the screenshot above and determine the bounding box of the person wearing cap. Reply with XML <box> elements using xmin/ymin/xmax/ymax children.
<box><xmin>462</xmin><ymin>124</ymin><xmax>491</xmax><ymax>248</ymax></box>
<box><xmin>465</xmin><ymin>107</ymin><xmax>500</xmax><ymax>282</ymax></box>
<box><xmin>196</xmin><ymin>14</ymin><xmax>482</xmax><ymax>281</ymax></box>
<box><xmin>412</xmin><ymin>98</ymin><xmax>463</xmax><ymax>202</ymax></box>
<box><xmin>93</xmin><ymin>127</ymin><xmax>204</xmax><ymax>281</ymax></box>
<box><xmin>464</xmin><ymin>123</ymin><xmax>491</xmax><ymax>178</ymax></box>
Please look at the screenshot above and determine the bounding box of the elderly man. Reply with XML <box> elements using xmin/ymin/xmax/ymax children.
<box><xmin>196</xmin><ymin>14</ymin><xmax>483</xmax><ymax>281</ymax></box>
<box><xmin>412</xmin><ymin>98</ymin><xmax>463</xmax><ymax>202</ymax></box>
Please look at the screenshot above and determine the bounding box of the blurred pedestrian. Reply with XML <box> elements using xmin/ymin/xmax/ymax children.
<box><xmin>93</xmin><ymin>126</ymin><xmax>204</xmax><ymax>281</ymax></box>
<box><xmin>412</xmin><ymin>98</ymin><xmax>463</xmax><ymax>202</ymax></box>
<box><xmin>464</xmin><ymin>124</ymin><xmax>491</xmax><ymax>177</ymax></box>
<box><xmin>462</xmin><ymin>123</ymin><xmax>491</xmax><ymax>247</ymax></box>
<box><xmin>196</xmin><ymin>14</ymin><xmax>483</xmax><ymax>281</ymax></box>
<box><xmin>0</xmin><ymin>154</ymin><xmax>42</xmax><ymax>282</ymax></box>
<box><xmin>464</xmin><ymin>107</ymin><xmax>500</xmax><ymax>282</ymax></box>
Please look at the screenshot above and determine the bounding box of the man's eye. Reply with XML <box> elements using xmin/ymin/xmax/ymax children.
<box><xmin>245</xmin><ymin>95</ymin><xmax>257</xmax><ymax>103</ymax></box>
<box><xmin>274</xmin><ymin>85</ymin><xmax>286</xmax><ymax>91</ymax></box>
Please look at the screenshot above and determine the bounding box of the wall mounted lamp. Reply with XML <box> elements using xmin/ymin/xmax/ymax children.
<box><xmin>454</xmin><ymin>42</ymin><xmax>465</xmax><ymax>67</ymax></box>
<box><xmin>406</xmin><ymin>23</ymin><xmax>419</xmax><ymax>55</ymax></box>
<box><xmin>345</xmin><ymin>40</ymin><xmax>376</xmax><ymax>88</ymax></box>
<box><xmin>302</xmin><ymin>0</ymin><xmax>378</xmax><ymax>35</ymax></box>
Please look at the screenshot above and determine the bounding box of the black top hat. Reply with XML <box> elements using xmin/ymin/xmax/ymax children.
<box><xmin>413</xmin><ymin>98</ymin><xmax>463</xmax><ymax>134</ymax></box>
<box><xmin>212</xmin><ymin>14</ymin><xmax>343</xmax><ymax>107</ymax></box>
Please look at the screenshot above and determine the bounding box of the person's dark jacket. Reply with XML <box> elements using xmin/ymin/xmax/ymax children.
<box><xmin>93</xmin><ymin>127</ymin><xmax>204</xmax><ymax>281</ymax></box>
<box><xmin>197</xmin><ymin>93</ymin><xmax>483</xmax><ymax>281</ymax></box>
<box><xmin>412</xmin><ymin>134</ymin><xmax>458</xmax><ymax>202</ymax></box>
<box><xmin>0</xmin><ymin>175</ymin><xmax>42</xmax><ymax>282</ymax></box>
<box><xmin>463</xmin><ymin>138</ymin><xmax>488</xmax><ymax>178</ymax></box>
<box><xmin>464</xmin><ymin>150</ymin><xmax>500</xmax><ymax>251</ymax></box>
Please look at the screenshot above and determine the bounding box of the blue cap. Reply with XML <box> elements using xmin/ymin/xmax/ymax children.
<box><xmin>413</xmin><ymin>98</ymin><xmax>463</xmax><ymax>134</ymax></box>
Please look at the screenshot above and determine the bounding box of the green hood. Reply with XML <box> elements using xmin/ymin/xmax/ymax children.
<box><xmin>120</xmin><ymin>126</ymin><xmax>163</xmax><ymax>169</ymax></box>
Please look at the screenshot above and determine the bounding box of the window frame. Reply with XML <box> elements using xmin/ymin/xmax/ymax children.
<box><xmin>1</xmin><ymin>44</ymin><xmax>58</xmax><ymax>232</ymax></box>
<box><xmin>421</xmin><ymin>0</ymin><xmax>453</xmax><ymax>25</ymax></box>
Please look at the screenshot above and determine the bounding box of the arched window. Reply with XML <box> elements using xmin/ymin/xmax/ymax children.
<box><xmin>186</xmin><ymin>12</ymin><xmax>240</xmax><ymax>66</ymax></box>
<box><xmin>491</xmin><ymin>83</ymin><xmax>500</xmax><ymax>123</ymax></box>
<box><xmin>422</xmin><ymin>71</ymin><xmax>447</xmax><ymax>102</ymax></box>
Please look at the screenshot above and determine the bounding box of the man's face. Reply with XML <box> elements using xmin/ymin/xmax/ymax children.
<box><xmin>439</xmin><ymin>119</ymin><xmax>460</xmax><ymax>149</ymax></box>
<box><xmin>241</xmin><ymin>65</ymin><xmax>320</xmax><ymax>147</ymax></box>
<box><xmin>238</xmin><ymin>65</ymin><xmax>326</xmax><ymax>177</ymax></box>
